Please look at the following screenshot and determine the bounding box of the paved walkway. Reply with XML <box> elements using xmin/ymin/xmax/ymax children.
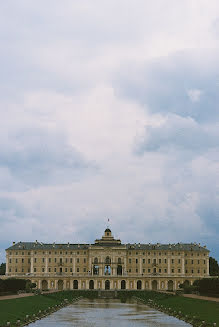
<box><xmin>0</xmin><ymin>293</ymin><xmax>34</xmax><ymax>300</ymax></box>
<box><xmin>0</xmin><ymin>290</ymin><xmax>57</xmax><ymax>301</ymax></box>
<box><xmin>183</xmin><ymin>294</ymin><xmax>219</xmax><ymax>302</ymax></box>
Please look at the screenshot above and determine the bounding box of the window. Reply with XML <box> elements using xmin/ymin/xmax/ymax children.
<box><xmin>60</xmin><ymin>251</ymin><xmax>62</xmax><ymax>254</ymax></box>
<box><xmin>54</xmin><ymin>258</ymin><xmax>57</xmax><ymax>263</ymax></box>
<box><xmin>148</xmin><ymin>259</ymin><xmax>151</xmax><ymax>264</ymax></box>
<box><xmin>198</xmin><ymin>260</ymin><xmax>200</xmax><ymax>264</ymax></box>
<box><xmin>48</xmin><ymin>268</ymin><xmax>51</xmax><ymax>272</ymax></box>
<box><xmin>129</xmin><ymin>259</ymin><xmax>131</xmax><ymax>264</ymax></box>
<box><xmin>178</xmin><ymin>259</ymin><xmax>181</xmax><ymax>264</ymax></box>
<box><xmin>136</xmin><ymin>268</ymin><xmax>138</xmax><ymax>273</ymax></box>
<box><xmin>159</xmin><ymin>252</ymin><xmax>161</xmax><ymax>256</ymax></box>
<box><xmin>191</xmin><ymin>260</ymin><xmax>194</xmax><ymax>264</ymax></box>
<box><xmin>34</xmin><ymin>258</ymin><xmax>37</xmax><ymax>263</ymax></box>
<box><xmin>84</xmin><ymin>258</ymin><xmax>86</xmax><ymax>263</ymax></box>
<box><xmin>77</xmin><ymin>258</ymin><xmax>80</xmax><ymax>263</ymax></box>
<box><xmin>9</xmin><ymin>259</ymin><xmax>11</xmax><ymax>263</ymax></box>
<box><xmin>49</xmin><ymin>251</ymin><xmax>51</xmax><ymax>254</ymax></box>
<box><xmin>171</xmin><ymin>259</ymin><xmax>174</xmax><ymax>264</ymax></box>
<box><xmin>42</xmin><ymin>258</ymin><xmax>45</xmax><ymax>263</ymax></box>
<box><xmin>54</xmin><ymin>268</ymin><xmax>56</xmax><ymax>272</ymax></box>
<box><xmin>77</xmin><ymin>251</ymin><xmax>79</xmax><ymax>255</ymax></box>
<box><xmin>28</xmin><ymin>259</ymin><xmax>30</xmax><ymax>263</ymax></box>
<box><xmin>159</xmin><ymin>268</ymin><xmax>161</xmax><ymax>273</ymax></box>
<box><xmin>143</xmin><ymin>259</ymin><xmax>145</xmax><ymax>264</ymax></box>
<box><xmin>83</xmin><ymin>267</ymin><xmax>86</xmax><ymax>272</ymax></box>
<box><xmin>198</xmin><ymin>269</ymin><xmax>200</xmax><ymax>273</ymax></box>
<box><xmin>129</xmin><ymin>268</ymin><xmax>131</xmax><ymax>272</ymax></box>
<box><xmin>77</xmin><ymin>268</ymin><xmax>79</xmax><ymax>272</ymax></box>
<box><xmin>66</xmin><ymin>251</ymin><xmax>68</xmax><ymax>255</ymax></box>
<box><xmin>22</xmin><ymin>252</ymin><xmax>24</xmax><ymax>255</ymax></box>
<box><xmin>185</xmin><ymin>269</ymin><xmax>188</xmax><ymax>273</ymax></box>
<box><xmin>22</xmin><ymin>258</ymin><xmax>24</xmax><ymax>263</ymax></box>
<box><xmin>70</xmin><ymin>258</ymin><xmax>73</xmax><ymax>263</ymax></box>
<box><xmin>49</xmin><ymin>258</ymin><xmax>51</xmax><ymax>263</ymax></box>
<box><xmin>143</xmin><ymin>268</ymin><xmax>145</xmax><ymax>273</ymax></box>
<box><xmin>185</xmin><ymin>260</ymin><xmax>187</xmax><ymax>264</ymax></box>
<box><xmin>153</xmin><ymin>259</ymin><xmax>156</xmax><ymax>264</ymax></box>
<box><xmin>204</xmin><ymin>260</ymin><xmax>206</xmax><ymax>264</ymax></box>
<box><xmin>136</xmin><ymin>259</ymin><xmax>138</xmax><ymax>264</ymax></box>
<box><xmin>136</xmin><ymin>252</ymin><xmax>138</xmax><ymax>255</ymax></box>
<box><xmin>70</xmin><ymin>268</ymin><xmax>72</xmax><ymax>272</ymax></box>
<box><xmin>16</xmin><ymin>259</ymin><xmax>18</xmax><ymax>263</ymax></box>
<box><xmin>9</xmin><ymin>268</ymin><xmax>11</xmax><ymax>272</ymax></box>
<box><xmin>172</xmin><ymin>269</ymin><xmax>174</xmax><ymax>273</ymax></box>
<box><xmin>191</xmin><ymin>269</ymin><xmax>194</xmax><ymax>273</ymax></box>
<box><xmin>178</xmin><ymin>268</ymin><xmax>181</xmax><ymax>273</ymax></box>
<box><xmin>15</xmin><ymin>268</ymin><xmax>17</xmax><ymax>272</ymax></box>
<box><xmin>164</xmin><ymin>259</ymin><xmax>167</xmax><ymax>264</ymax></box>
<box><xmin>42</xmin><ymin>268</ymin><xmax>45</xmax><ymax>272</ymax></box>
<box><xmin>84</xmin><ymin>251</ymin><xmax>86</xmax><ymax>255</ymax></box>
<box><xmin>34</xmin><ymin>268</ymin><xmax>36</xmax><ymax>272</ymax></box>
<box><xmin>164</xmin><ymin>268</ymin><xmax>167</xmax><ymax>273</ymax></box>
<box><xmin>22</xmin><ymin>268</ymin><xmax>24</xmax><ymax>272</ymax></box>
<box><xmin>159</xmin><ymin>259</ymin><xmax>161</xmax><ymax>264</ymax></box>
<box><xmin>65</xmin><ymin>268</ymin><xmax>68</xmax><ymax>272</ymax></box>
<box><xmin>65</xmin><ymin>258</ymin><xmax>68</xmax><ymax>263</ymax></box>
<box><xmin>148</xmin><ymin>268</ymin><xmax>151</xmax><ymax>273</ymax></box>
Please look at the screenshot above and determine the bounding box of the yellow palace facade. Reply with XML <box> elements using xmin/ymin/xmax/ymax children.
<box><xmin>5</xmin><ymin>229</ymin><xmax>209</xmax><ymax>291</ymax></box>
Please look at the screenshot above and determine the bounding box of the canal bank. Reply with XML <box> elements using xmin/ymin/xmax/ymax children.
<box><xmin>26</xmin><ymin>298</ymin><xmax>191</xmax><ymax>327</ymax></box>
<box><xmin>0</xmin><ymin>291</ymin><xmax>218</xmax><ymax>327</ymax></box>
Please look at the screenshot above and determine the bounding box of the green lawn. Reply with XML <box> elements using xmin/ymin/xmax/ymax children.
<box><xmin>0</xmin><ymin>291</ymin><xmax>84</xmax><ymax>326</ymax></box>
<box><xmin>129</xmin><ymin>291</ymin><xmax>219</xmax><ymax>326</ymax></box>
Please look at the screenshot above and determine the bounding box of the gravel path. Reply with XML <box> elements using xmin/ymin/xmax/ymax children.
<box><xmin>183</xmin><ymin>294</ymin><xmax>219</xmax><ymax>302</ymax></box>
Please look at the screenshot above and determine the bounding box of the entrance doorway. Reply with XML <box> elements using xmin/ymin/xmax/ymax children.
<box><xmin>105</xmin><ymin>280</ymin><xmax>110</xmax><ymax>290</ymax></box>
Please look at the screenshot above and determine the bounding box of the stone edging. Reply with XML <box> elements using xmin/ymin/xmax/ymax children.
<box><xmin>3</xmin><ymin>296</ymin><xmax>83</xmax><ymax>327</ymax></box>
<box><xmin>133</xmin><ymin>296</ymin><xmax>217</xmax><ymax>327</ymax></box>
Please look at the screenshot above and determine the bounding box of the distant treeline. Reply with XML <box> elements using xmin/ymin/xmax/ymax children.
<box><xmin>0</xmin><ymin>279</ymin><xmax>35</xmax><ymax>294</ymax></box>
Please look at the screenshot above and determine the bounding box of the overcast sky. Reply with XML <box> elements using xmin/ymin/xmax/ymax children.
<box><xmin>0</xmin><ymin>0</ymin><xmax>219</xmax><ymax>263</ymax></box>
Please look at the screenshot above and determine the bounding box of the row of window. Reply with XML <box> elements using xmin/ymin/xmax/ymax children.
<box><xmin>8</xmin><ymin>267</ymin><xmax>207</xmax><ymax>274</ymax></box>
<box><xmin>9</xmin><ymin>251</ymin><xmax>207</xmax><ymax>257</ymax></box>
<box><xmin>128</xmin><ymin>258</ymin><xmax>206</xmax><ymax>264</ymax></box>
<box><xmin>9</xmin><ymin>251</ymin><xmax>87</xmax><ymax>255</ymax></box>
<box><xmin>12</xmin><ymin>259</ymin><xmax>101</xmax><ymax>265</ymax></box>
<box><xmin>128</xmin><ymin>252</ymin><xmax>206</xmax><ymax>257</ymax></box>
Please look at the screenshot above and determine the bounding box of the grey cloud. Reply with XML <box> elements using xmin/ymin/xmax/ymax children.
<box><xmin>115</xmin><ymin>50</ymin><xmax>219</xmax><ymax>123</ymax></box>
<box><xmin>0</xmin><ymin>128</ymin><xmax>96</xmax><ymax>189</ymax></box>
<box><xmin>136</xmin><ymin>115</ymin><xmax>219</xmax><ymax>153</ymax></box>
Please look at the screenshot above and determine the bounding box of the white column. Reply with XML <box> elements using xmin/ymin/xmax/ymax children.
<box><xmin>124</xmin><ymin>257</ymin><xmax>127</xmax><ymax>275</ymax></box>
<box><xmin>31</xmin><ymin>252</ymin><xmax>34</xmax><ymax>274</ymax></box>
<box><xmin>139</xmin><ymin>259</ymin><xmax>142</xmax><ymax>275</ymax></box>
<box><xmin>73</xmin><ymin>258</ymin><xmax>75</xmax><ymax>274</ymax></box>
<box><xmin>6</xmin><ymin>254</ymin><xmax>9</xmax><ymax>275</ymax></box>
<box><xmin>45</xmin><ymin>256</ymin><xmax>48</xmax><ymax>274</ymax></box>
<box><xmin>168</xmin><ymin>258</ymin><xmax>171</xmax><ymax>274</ymax></box>
<box><xmin>181</xmin><ymin>258</ymin><xmax>185</xmax><ymax>275</ymax></box>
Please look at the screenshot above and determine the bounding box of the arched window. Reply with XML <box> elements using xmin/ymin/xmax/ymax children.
<box><xmin>94</xmin><ymin>257</ymin><xmax>98</xmax><ymax>264</ymax></box>
<box><xmin>118</xmin><ymin>257</ymin><xmax>122</xmax><ymax>264</ymax></box>
<box><xmin>105</xmin><ymin>256</ymin><xmax>111</xmax><ymax>264</ymax></box>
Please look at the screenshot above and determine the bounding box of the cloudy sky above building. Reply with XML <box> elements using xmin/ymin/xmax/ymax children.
<box><xmin>0</xmin><ymin>0</ymin><xmax>219</xmax><ymax>262</ymax></box>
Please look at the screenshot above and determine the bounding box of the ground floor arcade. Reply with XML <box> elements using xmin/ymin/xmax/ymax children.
<box><xmin>29</xmin><ymin>277</ymin><xmax>196</xmax><ymax>291</ymax></box>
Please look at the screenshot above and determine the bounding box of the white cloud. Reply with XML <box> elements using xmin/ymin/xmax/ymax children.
<box><xmin>187</xmin><ymin>89</ymin><xmax>202</xmax><ymax>102</ymax></box>
<box><xmin>0</xmin><ymin>0</ymin><xmax>219</xmax><ymax>262</ymax></box>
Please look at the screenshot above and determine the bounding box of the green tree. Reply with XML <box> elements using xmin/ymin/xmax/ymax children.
<box><xmin>209</xmin><ymin>257</ymin><xmax>219</xmax><ymax>276</ymax></box>
<box><xmin>0</xmin><ymin>263</ymin><xmax>6</xmax><ymax>275</ymax></box>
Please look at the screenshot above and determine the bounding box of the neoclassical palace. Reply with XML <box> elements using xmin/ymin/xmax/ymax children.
<box><xmin>5</xmin><ymin>229</ymin><xmax>210</xmax><ymax>291</ymax></box>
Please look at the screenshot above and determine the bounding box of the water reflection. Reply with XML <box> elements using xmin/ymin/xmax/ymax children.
<box><xmin>27</xmin><ymin>299</ymin><xmax>191</xmax><ymax>327</ymax></box>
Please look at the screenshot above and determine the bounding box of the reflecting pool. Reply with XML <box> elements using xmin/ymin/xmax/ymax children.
<box><xmin>27</xmin><ymin>298</ymin><xmax>191</xmax><ymax>327</ymax></box>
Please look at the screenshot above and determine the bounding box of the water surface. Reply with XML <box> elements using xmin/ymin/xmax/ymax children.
<box><xmin>27</xmin><ymin>298</ymin><xmax>191</xmax><ymax>327</ymax></box>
